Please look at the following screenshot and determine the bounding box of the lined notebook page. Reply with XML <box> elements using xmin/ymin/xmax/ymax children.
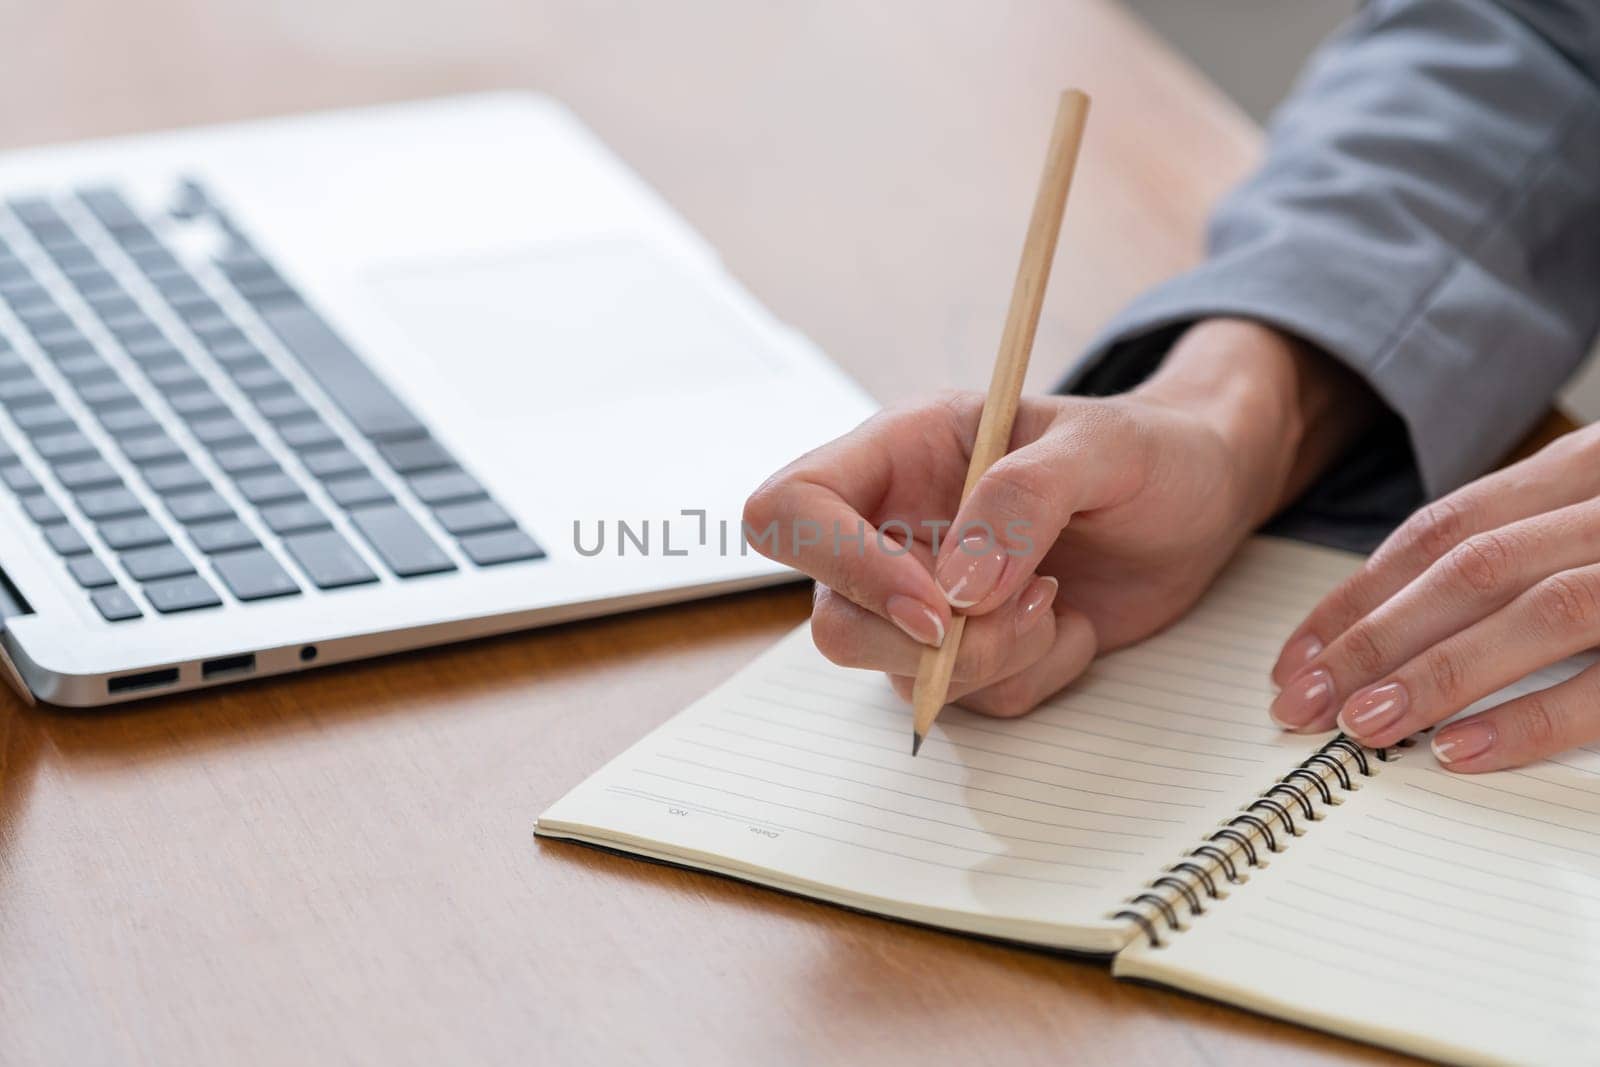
<box><xmin>538</xmin><ymin>537</ymin><xmax>1361</xmax><ymax>953</ymax></box>
<box><xmin>1116</xmin><ymin>675</ymin><xmax>1600</xmax><ymax>1066</ymax></box>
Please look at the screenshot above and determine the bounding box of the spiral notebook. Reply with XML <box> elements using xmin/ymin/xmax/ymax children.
<box><xmin>536</xmin><ymin>537</ymin><xmax>1600</xmax><ymax>1067</ymax></box>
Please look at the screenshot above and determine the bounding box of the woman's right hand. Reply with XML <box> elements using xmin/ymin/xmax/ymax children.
<box><xmin>743</xmin><ymin>318</ymin><xmax>1353</xmax><ymax>716</ymax></box>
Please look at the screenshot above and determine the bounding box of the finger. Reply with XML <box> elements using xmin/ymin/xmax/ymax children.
<box><xmin>954</xmin><ymin>604</ymin><xmax>1098</xmax><ymax>718</ymax></box>
<box><xmin>1429</xmin><ymin>661</ymin><xmax>1600</xmax><ymax>772</ymax></box>
<box><xmin>1270</xmin><ymin>430</ymin><xmax>1600</xmax><ymax>685</ymax></box>
<box><xmin>933</xmin><ymin>408</ymin><xmax>1143</xmax><ymax>616</ymax></box>
<box><xmin>745</xmin><ymin>408</ymin><xmax>956</xmax><ymax>645</ymax></box>
<box><xmin>1270</xmin><ymin>499</ymin><xmax>1600</xmax><ymax>731</ymax></box>
<box><xmin>1333</xmin><ymin>563</ymin><xmax>1600</xmax><ymax>749</ymax></box>
<box><xmin>814</xmin><ymin>576</ymin><xmax>1059</xmax><ymax>683</ymax></box>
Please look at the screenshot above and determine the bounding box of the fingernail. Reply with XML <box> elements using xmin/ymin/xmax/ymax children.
<box><xmin>1433</xmin><ymin>721</ymin><xmax>1497</xmax><ymax>766</ymax></box>
<box><xmin>886</xmin><ymin>595</ymin><xmax>945</xmax><ymax>647</ymax></box>
<box><xmin>1269</xmin><ymin>668</ymin><xmax>1334</xmax><ymax>729</ymax></box>
<box><xmin>1338</xmin><ymin>681</ymin><xmax>1409</xmax><ymax>739</ymax></box>
<box><xmin>936</xmin><ymin>535</ymin><xmax>1009</xmax><ymax>608</ymax></box>
<box><xmin>1015</xmin><ymin>576</ymin><xmax>1058</xmax><ymax>635</ymax></box>
<box><xmin>1273</xmin><ymin>632</ymin><xmax>1323</xmax><ymax>684</ymax></box>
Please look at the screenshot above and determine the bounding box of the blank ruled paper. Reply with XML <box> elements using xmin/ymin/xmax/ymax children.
<box><xmin>538</xmin><ymin>538</ymin><xmax>1360</xmax><ymax>953</ymax></box>
<box><xmin>1117</xmin><ymin>734</ymin><xmax>1600</xmax><ymax>1066</ymax></box>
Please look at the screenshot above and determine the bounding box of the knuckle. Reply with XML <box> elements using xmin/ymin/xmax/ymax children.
<box><xmin>1533</xmin><ymin>571</ymin><xmax>1600</xmax><ymax>632</ymax></box>
<box><xmin>1339</xmin><ymin>624</ymin><xmax>1389</xmax><ymax>680</ymax></box>
<box><xmin>1423</xmin><ymin>647</ymin><xmax>1466</xmax><ymax>705</ymax></box>
<box><xmin>1511</xmin><ymin>693</ymin><xmax>1562</xmax><ymax>753</ymax></box>
<box><xmin>976</xmin><ymin>677</ymin><xmax>1039</xmax><ymax>718</ymax></box>
<box><xmin>1405</xmin><ymin>498</ymin><xmax>1474</xmax><ymax>563</ymax></box>
<box><xmin>808</xmin><ymin>603</ymin><xmax>858</xmax><ymax>667</ymax></box>
<box><xmin>1443</xmin><ymin>533</ymin><xmax>1517</xmax><ymax>597</ymax></box>
<box><xmin>974</xmin><ymin>459</ymin><xmax>1052</xmax><ymax>525</ymax></box>
<box><xmin>957</xmin><ymin>633</ymin><xmax>1008</xmax><ymax>684</ymax></box>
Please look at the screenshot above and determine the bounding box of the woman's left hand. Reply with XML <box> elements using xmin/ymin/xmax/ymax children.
<box><xmin>1268</xmin><ymin>422</ymin><xmax>1600</xmax><ymax>772</ymax></box>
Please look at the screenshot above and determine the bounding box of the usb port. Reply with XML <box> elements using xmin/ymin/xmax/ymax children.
<box><xmin>107</xmin><ymin>667</ymin><xmax>180</xmax><ymax>694</ymax></box>
<box><xmin>201</xmin><ymin>653</ymin><xmax>255</xmax><ymax>680</ymax></box>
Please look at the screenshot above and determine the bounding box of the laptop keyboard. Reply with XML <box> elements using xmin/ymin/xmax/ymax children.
<box><xmin>0</xmin><ymin>181</ymin><xmax>543</xmax><ymax>621</ymax></box>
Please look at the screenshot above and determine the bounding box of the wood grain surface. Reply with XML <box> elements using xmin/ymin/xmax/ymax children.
<box><xmin>0</xmin><ymin>2</ymin><xmax>1456</xmax><ymax>1063</ymax></box>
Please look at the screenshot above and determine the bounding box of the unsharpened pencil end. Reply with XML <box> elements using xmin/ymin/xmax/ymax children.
<box><xmin>911</xmin><ymin>732</ymin><xmax>925</xmax><ymax>758</ymax></box>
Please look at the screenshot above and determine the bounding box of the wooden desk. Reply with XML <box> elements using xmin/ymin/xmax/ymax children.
<box><xmin>0</xmin><ymin>3</ymin><xmax>1426</xmax><ymax>1063</ymax></box>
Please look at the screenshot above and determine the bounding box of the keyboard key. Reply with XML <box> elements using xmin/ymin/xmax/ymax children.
<box><xmin>20</xmin><ymin>492</ymin><xmax>65</xmax><ymax>524</ymax></box>
<box><xmin>0</xmin><ymin>376</ymin><xmax>53</xmax><ymax>407</ymax></box>
<box><xmin>283</xmin><ymin>529</ymin><xmax>378</xmax><ymax>589</ymax></box>
<box><xmin>230</xmin><ymin>364</ymin><xmax>290</xmax><ymax>394</ymax></box>
<box><xmin>459</xmin><ymin>528</ymin><xmax>544</xmax><ymax>566</ymax></box>
<box><xmin>76</xmin><ymin>487</ymin><xmax>143</xmax><ymax>520</ymax></box>
<box><xmin>86</xmin><ymin>292</ymin><xmax>140</xmax><ymax>319</ymax></box>
<box><xmin>433</xmin><ymin>499</ymin><xmax>515</xmax><ymax>536</ymax></box>
<box><xmin>98</xmin><ymin>515</ymin><xmax>168</xmax><ymax>551</ymax></box>
<box><xmin>213</xmin><ymin>444</ymin><xmax>278</xmax><ymax>475</ymax></box>
<box><xmin>90</xmin><ymin>586</ymin><xmax>141</xmax><ymax>621</ymax></box>
<box><xmin>206</xmin><ymin>338</ymin><xmax>260</xmax><ymax>365</ymax></box>
<box><xmin>100</xmin><ymin>406</ymin><xmax>161</xmax><ymax>438</ymax></box>
<box><xmin>55</xmin><ymin>353</ymin><xmax>115</xmax><ymax>381</ymax></box>
<box><xmin>347</xmin><ymin>504</ymin><xmax>455</xmax><ymax>577</ymax></box>
<box><xmin>279</xmin><ymin>419</ymin><xmax>339</xmax><ymax>451</ymax></box>
<box><xmin>190</xmin><ymin>415</ymin><xmax>252</xmax><ymax>447</ymax></box>
<box><xmin>143</xmin><ymin>461</ymin><xmax>209</xmax><ymax>495</ymax></box>
<box><xmin>125</xmin><ymin>338</ymin><xmax>183</xmax><ymax>367</ymax></box>
<box><xmin>54</xmin><ymin>458</ymin><xmax>122</xmax><ymax>490</ymax></box>
<box><xmin>168</xmin><ymin>388</ymin><xmax>227</xmax><ymax>420</ymax></box>
<box><xmin>121</xmin><ymin>544</ymin><xmax>195</xmax><ymax>581</ymax></box>
<box><xmin>303</xmin><ymin>448</ymin><xmax>364</xmax><ymax>480</ymax></box>
<box><xmin>145</xmin><ymin>362</ymin><xmax>207</xmax><ymax>393</ymax></box>
<box><xmin>211</xmin><ymin>548</ymin><xmax>299</xmax><ymax>601</ymax></box>
<box><xmin>42</xmin><ymin>522</ymin><xmax>90</xmax><ymax>555</ymax></box>
<box><xmin>194</xmin><ymin>324</ymin><xmax>246</xmax><ymax>349</ymax></box>
<box><xmin>13</xmin><ymin>404</ymin><xmax>74</xmax><ymax>435</ymax></box>
<box><xmin>236</xmin><ymin>472</ymin><xmax>301</xmax><ymax>505</ymax></box>
<box><xmin>375</xmin><ymin>435</ymin><xmax>453</xmax><ymax>474</ymax></box>
<box><xmin>110</xmin><ymin>321</ymin><xmax>163</xmax><ymax>347</ymax></box>
<box><xmin>77</xmin><ymin>379</ymin><xmax>139</xmax><ymax>410</ymax></box>
<box><xmin>166</xmin><ymin>490</ymin><xmax>232</xmax><ymax>524</ymax></box>
<box><xmin>142</xmin><ymin>574</ymin><xmax>221</xmax><ymax>613</ymax></box>
<box><xmin>254</xmin><ymin>391</ymin><xmax>315</xmax><ymax>423</ymax></box>
<box><xmin>19</xmin><ymin>492</ymin><xmax>64</xmax><ymax>524</ymax></box>
<box><xmin>260</xmin><ymin>500</ymin><xmax>329</xmax><ymax>534</ymax></box>
<box><xmin>254</xmin><ymin>301</ymin><xmax>426</xmax><ymax>440</ymax></box>
<box><xmin>67</xmin><ymin>555</ymin><xmax>117</xmax><ymax>589</ymax></box>
<box><xmin>33</xmin><ymin>431</ymin><xmax>97</xmax><ymax>461</ymax></box>
<box><xmin>326</xmin><ymin>475</ymin><xmax>391</xmax><ymax>509</ymax></box>
<box><xmin>78</xmin><ymin>187</ymin><xmax>142</xmax><ymax>231</ymax></box>
<box><xmin>0</xmin><ymin>464</ymin><xmax>41</xmax><ymax>493</ymax></box>
<box><xmin>121</xmin><ymin>432</ymin><xmax>185</xmax><ymax>465</ymax></box>
<box><xmin>188</xmin><ymin>518</ymin><xmax>258</xmax><ymax>553</ymax></box>
<box><xmin>403</xmin><ymin>470</ymin><xmax>483</xmax><ymax>508</ymax></box>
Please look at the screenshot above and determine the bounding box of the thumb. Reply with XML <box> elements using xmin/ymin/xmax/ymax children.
<box><xmin>932</xmin><ymin>427</ymin><xmax>1125</xmax><ymax>615</ymax></box>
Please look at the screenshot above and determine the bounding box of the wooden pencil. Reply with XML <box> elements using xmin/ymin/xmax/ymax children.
<box><xmin>911</xmin><ymin>89</ymin><xmax>1091</xmax><ymax>756</ymax></box>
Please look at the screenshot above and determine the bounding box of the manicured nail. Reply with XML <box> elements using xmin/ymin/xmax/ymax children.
<box><xmin>1338</xmin><ymin>681</ymin><xmax>1409</xmax><ymax>738</ymax></box>
<box><xmin>1015</xmin><ymin>576</ymin><xmax>1058</xmax><ymax>635</ymax></box>
<box><xmin>936</xmin><ymin>535</ymin><xmax>1009</xmax><ymax>608</ymax></box>
<box><xmin>886</xmin><ymin>594</ymin><xmax>945</xmax><ymax>647</ymax></box>
<box><xmin>1433</xmin><ymin>721</ymin><xmax>1497</xmax><ymax>766</ymax></box>
<box><xmin>1269</xmin><ymin>668</ymin><xmax>1334</xmax><ymax>729</ymax></box>
<box><xmin>1273</xmin><ymin>632</ymin><xmax>1323</xmax><ymax>684</ymax></box>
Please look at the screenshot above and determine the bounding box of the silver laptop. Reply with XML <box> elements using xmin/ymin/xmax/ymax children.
<box><xmin>0</xmin><ymin>93</ymin><xmax>875</xmax><ymax>706</ymax></box>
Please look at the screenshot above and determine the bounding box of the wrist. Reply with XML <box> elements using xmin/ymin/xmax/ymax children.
<box><xmin>1130</xmin><ymin>317</ymin><xmax>1373</xmax><ymax>526</ymax></box>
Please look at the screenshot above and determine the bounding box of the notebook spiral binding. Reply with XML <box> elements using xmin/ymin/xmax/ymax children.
<box><xmin>1111</xmin><ymin>732</ymin><xmax>1413</xmax><ymax>948</ymax></box>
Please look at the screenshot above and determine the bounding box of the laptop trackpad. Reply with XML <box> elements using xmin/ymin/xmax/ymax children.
<box><xmin>362</xmin><ymin>241</ymin><xmax>781</xmax><ymax>418</ymax></box>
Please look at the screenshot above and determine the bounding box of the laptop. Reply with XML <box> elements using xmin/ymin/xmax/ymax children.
<box><xmin>0</xmin><ymin>93</ymin><xmax>876</xmax><ymax>706</ymax></box>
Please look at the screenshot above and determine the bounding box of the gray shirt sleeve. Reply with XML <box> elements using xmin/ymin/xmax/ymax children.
<box><xmin>1062</xmin><ymin>0</ymin><xmax>1600</xmax><ymax>550</ymax></box>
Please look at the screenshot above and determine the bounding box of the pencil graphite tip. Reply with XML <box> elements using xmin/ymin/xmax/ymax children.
<box><xmin>911</xmin><ymin>732</ymin><xmax>924</xmax><ymax>758</ymax></box>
